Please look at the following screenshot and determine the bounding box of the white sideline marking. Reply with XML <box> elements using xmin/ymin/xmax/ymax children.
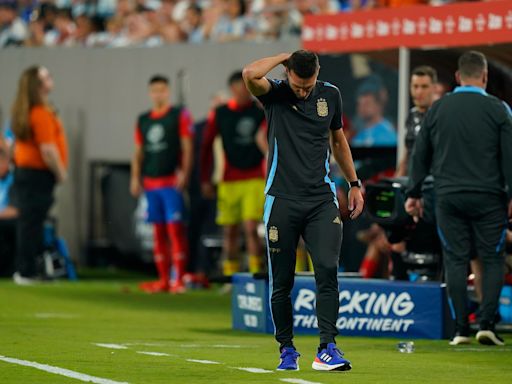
<box><xmin>212</xmin><ymin>344</ymin><xmax>243</xmax><ymax>348</ymax></box>
<box><xmin>123</xmin><ymin>343</ymin><xmax>164</xmax><ymax>347</ymax></box>
<box><xmin>280</xmin><ymin>379</ymin><xmax>324</xmax><ymax>384</ymax></box>
<box><xmin>136</xmin><ymin>351</ymin><xmax>172</xmax><ymax>357</ymax></box>
<box><xmin>0</xmin><ymin>355</ymin><xmax>129</xmax><ymax>384</ymax></box>
<box><xmin>35</xmin><ymin>313</ymin><xmax>79</xmax><ymax>319</ymax></box>
<box><xmin>186</xmin><ymin>359</ymin><xmax>221</xmax><ymax>365</ymax></box>
<box><xmin>234</xmin><ymin>367</ymin><xmax>274</xmax><ymax>373</ymax></box>
<box><xmin>94</xmin><ymin>343</ymin><xmax>128</xmax><ymax>350</ymax></box>
<box><xmin>180</xmin><ymin>344</ymin><xmax>200</xmax><ymax>348</ymax></box>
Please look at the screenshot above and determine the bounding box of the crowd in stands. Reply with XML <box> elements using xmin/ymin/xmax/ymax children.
<box><xmin>0</xmin><ymin>0</ymin><xmax>481</xmax><ymax>48</ymax></box>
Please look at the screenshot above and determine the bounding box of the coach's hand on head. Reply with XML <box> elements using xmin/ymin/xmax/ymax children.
<box><xmin>348</xmin><ymin>187</ymin><xmax>364</xmax><ymax>220</ymax></box>
<box><xmin>242</xmin><ymin>52</ymin><xmax>292</xmax><ymax>97</ymax></box>
<box><xmin>280</xmin><ymin>53</ymin><xmax>292</xmax><ymax>67</ymax></box>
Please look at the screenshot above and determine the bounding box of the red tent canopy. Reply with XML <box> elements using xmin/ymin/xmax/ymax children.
<box><xmin>303</xmin><ymin>1</ymin><xmax>512</xmax><ymax>53</ymax></box>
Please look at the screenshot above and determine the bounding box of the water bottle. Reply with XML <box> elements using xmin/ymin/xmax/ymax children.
<box><xmin>397</xmin><ymin>341</ymin><xmax>415</xmax><ymax>353</ymax></box>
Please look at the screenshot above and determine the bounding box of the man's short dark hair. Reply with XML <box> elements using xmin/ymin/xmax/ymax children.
<box><xmin>149</xmin><ymin>75</ymin><xmax>170</xmax><ymax>86</ymax></box>
<box><xmin>458</xmin><ymin>51</ymin><xmax>487</xmax><ymax>79</ymax></box>
<box><xmin>411</xmin><ymin>66</ymin><xmax>438</xmax><ymax>84</ymax></box>
<box><xmin>287</xmin><ymin>50</ymin><xmax>319</xmax><ymax>79</ymax></box>
<box><xmin>228</xmin><ymin>70</ymin><xmax>243</xmax><ymax>86</ymax></box>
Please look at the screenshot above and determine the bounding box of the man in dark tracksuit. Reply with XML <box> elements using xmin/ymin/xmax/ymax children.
<box><xmin>406</xmin><ymin>51</ymin><xmax>512</xmax><ymax>346</ymax></box>
<box><xmin>243</xmin><ymin>50</ymin><xmax>364</xmax><ymax>371</ymax></box>
<box><xmin>396</xmin><ymin>65</ymin><xmax>437</xmax><ymax>177</ymax></box>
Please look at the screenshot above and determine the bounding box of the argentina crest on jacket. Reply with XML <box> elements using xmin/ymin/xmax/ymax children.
<box><xmin>316</xmin><ymin>98</ymin><xmax>328</xmax><ymax>117</ymax></box>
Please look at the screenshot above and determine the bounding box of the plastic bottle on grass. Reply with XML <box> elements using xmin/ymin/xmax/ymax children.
<box><xmin>397</xmin><ymin>341</ymin><xmax>415</xmax><ymax>353</ymax></box>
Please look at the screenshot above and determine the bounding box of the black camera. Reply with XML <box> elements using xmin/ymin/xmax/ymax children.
<box><xmin>365</xmin><ymin>176</ymin><xmax>436</xmax><ymax>227</ymax></box>
<box><xmin>365</xmin><ymin>176</ymin><xmax>441</xmax><ymax>281</ymax></box>
<box><xmin>365</xmin><ymin>177</ymin><xmax>409</xmax><ymax>227</ymax></box>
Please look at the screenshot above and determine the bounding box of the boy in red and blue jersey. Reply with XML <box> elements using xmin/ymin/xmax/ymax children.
<box><xmin>131</xmin><ymin>75</ymin><xmax>194</xmax><ymax>294</ymax></box>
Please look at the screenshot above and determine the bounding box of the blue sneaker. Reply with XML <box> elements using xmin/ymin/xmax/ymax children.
<box><xmin>277</xmin><ymin>347</ymin><xmax>300</xmax><ymax>371</ymax></box>
<box><xmin>312</xmin><ymin>343</ymin><xmax>351</xmax><ymax>371</ymax></box>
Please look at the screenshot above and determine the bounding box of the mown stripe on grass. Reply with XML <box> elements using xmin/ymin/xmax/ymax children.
<box><xmin>453</xmin><ymin>347</ymin><xmax>512</xmax><ymax>352</ymax></box>
<box><xmin>0</xmin><ymin>355</ymin><xmax>129</xmax><ymax>384</ymax></box>
<box><xmin>35</xmin><ymin>313</ymin><xmax>79</xmax><ymax>319</ymax></box>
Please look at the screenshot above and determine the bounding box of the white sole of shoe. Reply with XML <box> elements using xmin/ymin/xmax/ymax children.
<box><xmin>312</xmin><ymin>361</ymin><xmax>351</xmax><ymax>371</ymax></box>
<box><xmin>476</xmin><ymin>330</ymin><xmax>505</xmax><ymax>346</ymax></box>
<box><xmin>13</xmin><ymin>272</ymin><xmax>37</xmax><ymax>286</ymax></box>
<box><xmin>449</xmin><ymin>336</ymin><xmax>471</xmax><ymax>346</ymax></box>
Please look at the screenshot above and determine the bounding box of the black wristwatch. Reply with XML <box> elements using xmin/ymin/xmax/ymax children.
<box><xmin>348</xmin><ymin>179</ymin><xmax>362</xmax><ymax>189</ymax></box>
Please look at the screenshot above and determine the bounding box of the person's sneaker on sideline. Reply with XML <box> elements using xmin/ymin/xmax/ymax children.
<box><xmin>13</xmin><ymin>272</ymin><xmax>51</xmax><ymax>286</ymax></box>
<box><xmin>449</xmin><ymin>325</ymin><xmax>471</xmax><ymax>346</ymax></box>
<box><xmin>476</xmin><ymin>323</ymin><xmax>505</xmax><ymax>346</ymax></box>
<box><xmin>277</xmin><ymin>347</ymin><xmax>300</xmax><ymax>371</ymax></box>
<box><xmin>312</xmin><ymin>343</ymin><xmax>351</xmax><ymax>371</ymax></box>
<box><xmin>449</xmin><ymin>332</ymin><xmax>471</xmax><ymax>345</ymax></box>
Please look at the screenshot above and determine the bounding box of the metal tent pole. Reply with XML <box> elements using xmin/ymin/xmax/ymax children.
<box><xmin>397</xmin><ymin>47</ymin><xmax>410</xmax><ymax>168</ymax></box>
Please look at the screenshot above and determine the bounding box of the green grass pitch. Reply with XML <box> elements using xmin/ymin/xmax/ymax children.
<box><xmin>0</xmin><ymin>273</ymin><xmax>511</xmax><ymax>384</ymax></box>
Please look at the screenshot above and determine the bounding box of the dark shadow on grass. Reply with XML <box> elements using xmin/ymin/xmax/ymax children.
<box><xmin>33</xmin><ymin>287</ymin><xmax>231</xmax><ymax>315</ymax></box>
<box><xmin>76</xmin><ymin>268</ymin><xmax>149</xmax><ymax>281</ymax></box>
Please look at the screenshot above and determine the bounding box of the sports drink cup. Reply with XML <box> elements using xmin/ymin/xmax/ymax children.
<box><xmin>397</xmin><ymin>341</ymin><xmax>415</xmax><ymax>353</ymax></box>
